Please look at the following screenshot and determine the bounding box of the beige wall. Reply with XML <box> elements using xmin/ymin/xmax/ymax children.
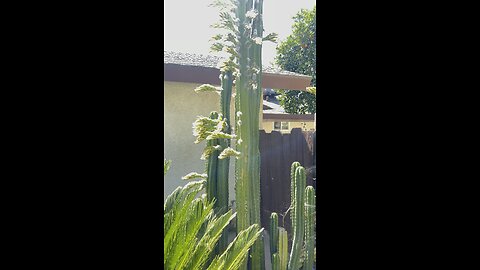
<box><xmin>164</xmin><ymin>81</ymin><xmax>236</xmax><ymax>202</ymax></box>
<box><xmin>262</xmin><ymin>120</ymin><xmax>315</xmax><ymax>134</ymax></box>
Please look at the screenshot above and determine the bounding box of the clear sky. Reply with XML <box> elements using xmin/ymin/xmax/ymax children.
<box><xmin>164</xmin><ymin>0</ymin><xmax>316</xmax><ymax>67</ymax></box>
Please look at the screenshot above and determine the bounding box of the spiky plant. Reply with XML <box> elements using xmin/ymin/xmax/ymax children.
<box><xmin>269</xmin><ymin>163</ymin><xmax>316</xmax><ymax>270</ymax></box>
<box><xmin>304</xmin><ymin>186</ymin><xmax>316</xmax><ymax>270</ymax></box>
<box><xmin>192</xmin><ymin>0</ymin><xmax>278</xmax><ymax>267</ymax></box>
<box><xmin>288</xmin><ymin>166</ymin><xmax>306</xmax><ymax>270</ymax></box>
<box><xmin>278</xmin><ymin>228</ymin><xmax>289</xmax><ymax>270</ymax></box>
<box><xmin>164</xmin><ymin>179</ymin><xmax>263</xmax><ymax>270</ymax></box>
<box><xmin>209</xmin><ymin>0</ymin><xmax>277</xmax><ymax>268</ymax></box>
<box><xmin>193</xmin><ymin>78</ymin><xmax>236</xmax><ymax>254</ymax></box>
<box><xmin>270</xmin><ymin>212</ymin><xmax>279</xmax><ymax>263</ymax></box>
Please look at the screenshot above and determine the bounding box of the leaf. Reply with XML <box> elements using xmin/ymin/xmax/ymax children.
<box><xmin>207</xmin><ymin>224</ymin><xmax>264</xmax><ymax>270</ymax></box>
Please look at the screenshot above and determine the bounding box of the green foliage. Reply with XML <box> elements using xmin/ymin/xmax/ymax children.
<box><xmin>277</xmin><ymin>90</ymin><xmax>316</xmax><ymax>114</ymax></box>
<box><xmin>275</xmin><ymin>6</ymin><xmax>316</xmax><ymax>114</ymax></box>
<box><xmin>207</xmin><ymin>224</ymin><xmax>264</xmax><ymax>270</ymax></box>
<box><xmin>163</xmin><ymin>180</ymin><xmax>263</xmax><ymax>270</ymax></box>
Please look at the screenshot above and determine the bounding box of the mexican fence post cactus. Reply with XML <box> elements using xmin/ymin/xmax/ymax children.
<box><xmin>288</xmin><ymin>166</ymin><xmax>306</xmax><ymax>270</ymax></box>
<box><xmin>270</xmin><ymin>212</ymin><xmax>279</xmax><ymax>264</ymax></box>
<box><xmin>278</xmin><ymin>227</ymin><xmax>288</xmax><ymax>270</ymax></box>
<box><xmin>304</xmin><ymin>186</ymin><xmax>316</xmax><ymax>270</ymax></box>
<box><xmin>272</xmin><ymin>253</ymin><xmax>280</xmax><ymax>270</ymax></box>
<box><xmin>233</xmin><ymin>0</ymin><xmax>266</xmax><ymax>268</ymax></box>
<box><xmin>208</xmin><ymin>0</ymin><xmax>278</xmax><ymax>267</ymax></box>
<box><xmin>270</xmin><ymin>163</ymin><xmax>316</xmax><ymax>270</ymax></box>
<box><xmin>216</xmin><ymin>71</ymin><xmax>234</xmax><ymax>252</ymax></box>
<box><xmin>289</xmin><ymin>162</ymin><xmax>301</xmax><ymax>234</ymax></box>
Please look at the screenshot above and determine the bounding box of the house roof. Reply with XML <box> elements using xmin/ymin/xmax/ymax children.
<box><xmin>263</xmin><ymin>100</ymin><xmax>285</xmax><ymax>114</ymax></box>
<box><xmin>164</xmin><ymin>51</ymin><xmax>312</xmax><ymax>91</ymax></box>
<box><xmin>262</xmin><ymin>99</ymin><xmax>314</xmax><ymax>122</ymax></box>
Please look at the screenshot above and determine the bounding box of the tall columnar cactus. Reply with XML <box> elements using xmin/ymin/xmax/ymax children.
<box><xmin>215</xmin><ymin>71</ymin><xmax>234</xmax><ymax>252</ymax></box>
<box><xmin>192</xmin><ymin>68</ymin><xmax>235</xmax><ymax>255</ymax></box>
<box><xmin>288</xmin><ymin>166</ymin><xmax>306</xmax><ymax>270</ymax></box>
<box><xmin>234</xmin><ymin>1</ymin><xmax>266</xmax><ymax>268</ymax></box>
<box><xmin>206</xmin><ymin>0</ymin><xmax>278</xmax><ymax>267</ymax></box>
<box><xmin>190</xmin><ymin>108</ymin><xmax>237</xmax><ymax>256</ymax></box>
<box><xmin>304</xmin><ymin>186</ymin><xmax>316</xmax><ymax>270</ymax></box>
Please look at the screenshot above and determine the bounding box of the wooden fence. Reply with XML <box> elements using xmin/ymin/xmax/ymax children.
<box><xmin>259</xmin><ymin>128</ymin><xmax>316</xmax><ymax>235</ymax></box>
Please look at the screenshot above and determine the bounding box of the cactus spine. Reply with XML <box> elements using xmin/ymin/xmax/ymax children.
<box><xmin>304</xmin><ymin>186</ymin><xmax>316</xmax><ymax>270</ymax></box>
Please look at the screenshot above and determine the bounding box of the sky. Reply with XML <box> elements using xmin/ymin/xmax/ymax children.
<box><xmin>164</xmin><ymin>0</ymin><xmax>316</xmax><ymax>67</ymax></box>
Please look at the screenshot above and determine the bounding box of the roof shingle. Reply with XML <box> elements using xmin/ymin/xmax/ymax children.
<box><xmin>164</xmin><ymin>51</ymin><xmax>310</xmax><ymax>78</ymax></box>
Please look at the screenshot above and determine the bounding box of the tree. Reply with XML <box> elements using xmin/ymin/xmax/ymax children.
<box><xmin>276</xmin><ymin>6</ymin><xmax>316</xmax><ymax>114</ymax></box>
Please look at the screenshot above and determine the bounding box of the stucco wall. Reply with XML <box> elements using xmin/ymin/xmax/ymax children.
<box><xmin>164</xmin><ymin>81</ymin><xmax>236</xmax><ymax>202</ymax></box>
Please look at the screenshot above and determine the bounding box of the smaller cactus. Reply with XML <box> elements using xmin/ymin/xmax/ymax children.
<box><xmin>278</xmin><ymin>227</ymin><xmax>288</xmax><ymax>270</ymax></box>
<box><xmin>272</xmin><ymin>253</ymin><xmax>280</xmax><ymax>270</ymax></box>
<box><xmin>288</xmin><ymin>166</ymin><xmax>306</xmax><ymax>270</ymax></box>
<box><xmin>270</xmin><ymin>212</ymin><xmax>279</xmax><ymax>262</ymax></box>
<box><xmin>304</xmin><ymin>186</ymin><xmax>316</xmax><ymax>270</ymax></box>
<box><xmin>290</xmin><ymin>162</ymin><xmax>301</xmax><ymax>228</ymax></box>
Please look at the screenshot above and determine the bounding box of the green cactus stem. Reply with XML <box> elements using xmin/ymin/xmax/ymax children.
<box><xmin>270</xmin><ymin>212</ymin><xmax>279</xmax><ymax>264</ymax></box>
<box><xmin>234</xmin><ymin>0</ymin><xmax>265</xmax><ymax>269</ymax></box>
<box><xmin>289</xmin><ymin>162</ymin><xmax>301</xmax><ymax>232</ymax></box>
<box><xmin>216</xmin><ymin>71</ymin><xmax>234</xmax><ymax>253</ymax></box>
<box><xmin>288</xmin><ymin>166</ymin><xmax>306</xmax><ymax>270</ymax></box>
<box><xmin>272</xmin><ymin>253</ymin><xmax>280</xmax><ymax>270</ymax></box>
<box><xmin>278</xmin><ymin>227</ymin><xmax>288</xmax><ymax>270</ymax></box>
<box><xmin>304</xmin><ymin>186</ymin><xmax>316</xmax><ymax>270</ymax></box>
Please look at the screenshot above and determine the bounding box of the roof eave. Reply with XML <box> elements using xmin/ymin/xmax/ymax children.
<box><xmin>164</xmin><ymin>64</ymin><xmax>312</xmax><ymax>91</ymax></box>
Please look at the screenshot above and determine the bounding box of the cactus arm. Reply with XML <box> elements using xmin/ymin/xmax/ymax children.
<box><xmin>304</xmin><ymin>186</ymin><xmax>316</xmax><ymax>270</ymax></box>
